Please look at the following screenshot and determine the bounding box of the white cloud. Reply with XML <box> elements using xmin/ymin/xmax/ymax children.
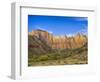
<box><xmin>76</xmin><ymin>29</ymin><xmax>88</xmax><ymax>35</ymax></box>
<box><xmin>66</xmin><ymin>34</ymin><xmax>74</xmax><ymax>37</ymax></box>
<box><xmin>35</xmin><ymin>26</ymin><xmax>53</xmax><ymax>34</ymax></box>
<box><xmin>65</xmin><ymin>28</ymin><xmax>87</xmax><ymax>37</ymax></box>
<box><xmin>35</xmin><ymin>26</ymin><xmax>46</xmax><ymax>30</ymax></box>
<box><xmin>48</xmin><ymin>31</ymin><xmax>53</xmax><ymax>34</ymax></box>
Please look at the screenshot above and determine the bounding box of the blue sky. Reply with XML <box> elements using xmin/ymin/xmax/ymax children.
<box><xmin>28</xmin><ymin>15</ymin><xmax>88</xmax><ymax>36</ymax></box>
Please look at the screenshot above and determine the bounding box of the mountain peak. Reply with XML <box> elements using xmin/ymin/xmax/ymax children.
<box><xmin>28</xmin><ymin>29</ymin><xmax>87</xmax><ymax>49</ymax></box>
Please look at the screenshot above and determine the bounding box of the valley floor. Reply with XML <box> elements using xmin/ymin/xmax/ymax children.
<box><xmin>28</xmin><ymin>50</ymin><xmax>88</xmax><ymax>66</ymax></box>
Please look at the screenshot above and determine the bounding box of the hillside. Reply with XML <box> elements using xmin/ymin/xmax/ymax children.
<box><xmin>29</xmin><ymin>29</ymin><xmax>87</xmax><ymax>49</ymax></box>
<box><xmin>28</xmin><ymin>29</ymin><xmax>88</xmax><ymax>66</ymax></box>
<box><xmin>28</xmin><ymin>35</ymin><xmax>52</xmax><ymax>57</ymax></box>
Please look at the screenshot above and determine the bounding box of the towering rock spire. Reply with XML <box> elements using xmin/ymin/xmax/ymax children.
<box><xmin>29</xmin><ymin>29</ymin><xmax>87</xmax><ymax>49</ymax></box>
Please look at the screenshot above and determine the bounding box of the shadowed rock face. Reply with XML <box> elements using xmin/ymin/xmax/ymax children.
<box><xmin>28</xmin><ymin>29</ymin><xmax>87</xmax><ymax>49</ymax></box>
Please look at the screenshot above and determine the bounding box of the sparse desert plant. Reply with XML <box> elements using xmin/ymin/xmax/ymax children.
<box><xmin>28</xmin><ymin>36</ymin><xmax>88</xmax><ymax>66</ymax></box>
<box><xmin>37</xmin><ymin>55</ymin><xmax>49</xmax><ymax>61</ymax></box>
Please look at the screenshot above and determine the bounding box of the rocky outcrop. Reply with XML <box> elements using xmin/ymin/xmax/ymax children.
<box><xmin>28</xmin><ymin>29</ymin><xmax>87</xmax><ymax>49</ymax></box>
<box><xmin>29</xmin><ymin>29</ymin><xmax>53</xmax><ymax>46</ymax></box>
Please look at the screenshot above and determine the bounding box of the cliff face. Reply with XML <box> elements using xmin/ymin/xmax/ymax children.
<box><xmin>29</xmin><ymin>29</ymin><xmax>53</xmax><ymax>46</ymax></box>
<box><xmin>28</xmin><ymin>29</ymin><xmax>87</xmax><ymax>49</ymax></box>
<box><xmin>52</xmin><ymin>34</ymin><xmax>87</xmax><ymax>49</ymax></box>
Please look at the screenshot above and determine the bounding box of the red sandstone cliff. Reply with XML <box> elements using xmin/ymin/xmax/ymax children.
<box><xmin>28</xmin><ymin>29</ymin><xmax>87</xmax><ymax>49</ymax></box>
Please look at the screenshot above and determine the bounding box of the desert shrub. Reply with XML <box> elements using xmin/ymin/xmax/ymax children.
<box><xmin>38</xmin><ymin>55</ymin><xmax>49</xmax><ymax>61</ymax></box>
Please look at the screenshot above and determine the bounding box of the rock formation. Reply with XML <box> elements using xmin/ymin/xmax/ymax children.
<box><xmin>28</xmin><ymin>29</ymin><xmax>87</xmax><ymax>49</ymax></box>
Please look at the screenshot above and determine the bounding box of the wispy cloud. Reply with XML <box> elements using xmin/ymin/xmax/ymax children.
<box><xmin>35</xmin><ymin>26</ymin><xmax>45</xmax><ymax>30</ymax></box>
<box><xmin>35</xmin><ymin>26</ymin><xmax>53</xmax><ymax>34</ymax></box>
<box><xmin>66</xmin><ymin>28</ymin><xmax>87</xmax><ymax>37</ymax></box>
<box><xmin>66</xmin><ymin>34</ymin><xmax>74</xmax><ymax>37</ymax></box>
<box><xmin>76</xmin><ymin>29</ymin><xmax>87</xmax><ymax>35</ymax></box>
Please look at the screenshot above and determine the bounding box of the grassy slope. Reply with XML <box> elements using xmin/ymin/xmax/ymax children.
<box><xmin>28</xmin><ymin>35</ymin><xmax>88</xmax><ymax>66</ymax></box>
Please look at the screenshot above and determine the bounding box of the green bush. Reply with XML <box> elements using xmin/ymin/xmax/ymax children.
<box><xmin>38</xmin><ymin>55</ymin><xmax>49</xmax><ymax>61</ymax></box>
